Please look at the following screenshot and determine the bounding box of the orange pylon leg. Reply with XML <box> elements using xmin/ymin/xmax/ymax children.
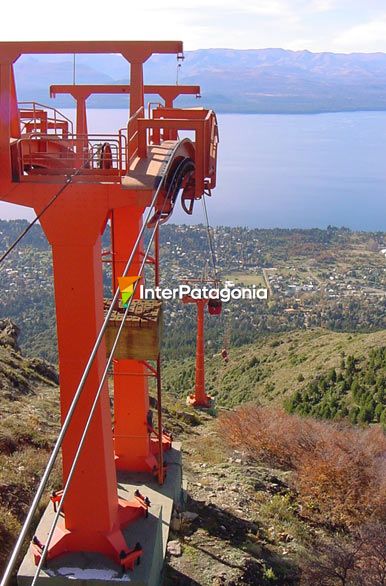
<box><xmin>37</xmin><ymin>200</ymin><xmax>146</xmax><ymax>562</ymax></box>
<box><xmin>111</xmin><ymin>206</ymin><xmax>158</xmax><ymax>473</ymax></box>
<box><xmin>187</xmin><ymin>299</ymin><xmax>212</xmax><ymax>408</ymax></box>
<box><xmin>113</xmin><ymin>359</ymin><xmax>158</xmax><ymax>472</ymax></box>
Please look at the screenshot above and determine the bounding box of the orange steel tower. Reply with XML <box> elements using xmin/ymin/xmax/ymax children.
<box><xmin>183</xmin><ymin>296</ymin><xmax>212</xmax><ymax>408</ymax></box>
<box><xmin>0</xmin><ymin>41</ymin><xmax>218</xmax><ymax>565</ymax></box>
<box><xmin>48</xmin><ymin>81</ymin><xmax>201</xmax><ymax>472</ymax></box>
<box><xmin>182</xmin><ymin>281</ymin><xmax>221</xmax><ymax>408</ymax></box>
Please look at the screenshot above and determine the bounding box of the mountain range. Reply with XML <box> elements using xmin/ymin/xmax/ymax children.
<box><xmin>14</xmin><ymin>48</ymin><xmax>386</xmax><ymax>114</ymax></box>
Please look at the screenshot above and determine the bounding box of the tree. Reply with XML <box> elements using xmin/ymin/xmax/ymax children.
<box><xmin>358</xmin><ymin>404</ymin><xmax>374</xmax><ymax>424</ymax></box>
<box><xmin>380</xmin><ymin>408</ymin><xmax>386</xmax><ymax>430</ymax></box>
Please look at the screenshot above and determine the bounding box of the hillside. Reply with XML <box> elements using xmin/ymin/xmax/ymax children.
<box><xmin>14</xmin><ymin>48</ymin><xmax>386</xmax><ymax>114</ymax></box>
<box><xmin>287</xmin><ymin>346</ymin><xmax>386</xmax><ymax>424</ymax></box>
<box><xmin>163</xmin><ymin>327</ymin><xmax>386</xmax><ymax>415</ymax></box>
<box><xmin>0</xmin><ymin>320</ymin><xmax>59</xmax><ymax>570</ymax></box>
<box><xmin>0</xmin><ymin>321</ymin><xmax>385</xmax><ymax>584</ymax></box>
<box><xmin>165</xmin><ymin>409</ymin><xmax>386</xmax><ymax>586</ymax></box>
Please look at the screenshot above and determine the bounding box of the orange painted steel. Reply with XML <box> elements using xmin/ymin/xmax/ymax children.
<box><xmin>36</xmin><ymin>190</ymin><xmax>147</xmax><ymax>563</ymax></box>
<box><xmin>110</xmin><ymin>208</ymin><xmax>170</xmax><ymax>477</ymax></box>
<box><xmin>183</xmin><ymin>296</ymin><xmax>212</xmax><ymax>408</ymax></box>
<box><xmin>110</xmin><ymin>206</ymin><xmax>159</xmax><ymax>474</ymax></box>
<box><xmin>50</xmin><ymin>84</ymin><xmax>201</xmax><ymax>143</ymax></box>
<box><xmin>0</xmin><ymin>40</ymin><xmax>218</xmax><ymax>564</ymax></box>
<box><xmin>50</xmin><ymin>84</ymin><xmax>200</xmax><ymax>105</ymax></box>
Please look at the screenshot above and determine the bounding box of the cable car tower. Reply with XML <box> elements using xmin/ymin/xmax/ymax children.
<box><xmin>0</xmin><ymin>41</ymin><xmax>218</xmax><ymax>586</ymax></box>
<box><xmin>180</xmin><ymin>196</ymin><xmax>224</xmax><ymax>408</ymax></box>
<box><xmin>182</xmin><ymin>278</ymin><xmax>222</xmax><ymax>408</ymax></box>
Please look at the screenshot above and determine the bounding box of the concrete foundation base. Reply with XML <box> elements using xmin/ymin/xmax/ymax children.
<box><xmin>18</xmin><ymin>443</ymin><xmax>183</xmax><ymax>586</ymax></box>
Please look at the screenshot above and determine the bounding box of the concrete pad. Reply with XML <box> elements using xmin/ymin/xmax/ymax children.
<box><xmin>18</xmin><ymin>443</ymin><xmax>183</xmax><ymax>586</ymax></box>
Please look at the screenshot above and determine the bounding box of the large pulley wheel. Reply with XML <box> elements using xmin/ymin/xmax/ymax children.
<box><xmin>181</xmin><ymin>169</ymin><xmax>196</xmax><ymax>215</ymax></box>
<box><xmin>147</xmin><ymin>157</ymin><xmax>196</xmax><ymax>227</ymax></box>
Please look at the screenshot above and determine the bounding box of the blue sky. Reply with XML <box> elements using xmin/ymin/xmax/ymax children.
<box><xmin>3</xmin><ymin>0</ymin><xmax>386</xmax><ymax>53</ymax></box>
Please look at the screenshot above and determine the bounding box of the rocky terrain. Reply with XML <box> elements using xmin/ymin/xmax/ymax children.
<box><xmin>163</xmin><ymin>404</ymin><xmax>386</xmax><ymax>586</ymax></box>
<box><xmin>164</xmin><ymin>416</ymin><xmax>301</xmax><ymax>586</ymax></box>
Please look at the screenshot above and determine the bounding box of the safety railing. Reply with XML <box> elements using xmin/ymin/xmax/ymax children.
<box><xmin>18</xmin><ymin>102</ymin><xmax>74</xmax><ymax>137</ymax></box>
<box><xmin>118</xmin><ymin>126</ymin><xmax>129</xmax><ymax>170</ymax></box>
<box><xmin>16</xmin><ymin>133</ymin><xmax>127</xmax><ymax>178</ymax></box>
<box><xmin>16</xmin><ymin>103</ymin><xmax>219</xmax><ymax>190</ymax></box>
<box><xmin>127</xmin><ymin>106</ymin><xmax>144</xmax><ymax>161</ymax></box>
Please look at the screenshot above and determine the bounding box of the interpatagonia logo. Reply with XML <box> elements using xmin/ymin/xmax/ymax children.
<box><xmin>118</xmin><ymin>276</ymin><xmax>141</xmax><ymax>307</ymax></box>
<box><xmin>140</xmin><ymin>281</ymin><xmax>268</xmax><ymax>302</ymax></box>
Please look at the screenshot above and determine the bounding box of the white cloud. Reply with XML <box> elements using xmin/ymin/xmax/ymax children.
<box><xmin>333</xmin><ymin>16</ymin><xmax>386</xmax><ymax>52</ymax></box>
<box><xmin>0</xmin><ymin>0</ymin><xmax>384</xmax><ymax>54</ymax></box>
<box><xmin>0</xmin><ymin>0</ymin><xmax>300</xmax><ymax>45</ymax></box>
<box><xmin>309</xmin><ymin>0</ymin><xmax>336</xmax><ymax>12</ymax></box>
<box><xmin>285</xmin><ymin>38</ymin><xmax>316</xmax><ymax>51</ymax></box>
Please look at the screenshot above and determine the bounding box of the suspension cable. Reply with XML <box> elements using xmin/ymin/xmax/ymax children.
<box><xmin>202</xmin><ymin>192</ymin><xmax>218</xmax><ymax>279</ymax></box>
<box><xmin>0</xmin><ymin>151</ymin><xmax>97</xmax><ymax>266</ymax></box>
<box><xmin>0</xmin><ymin>152</ymin><xmax>192</xmax><ymax>586</ymax></box>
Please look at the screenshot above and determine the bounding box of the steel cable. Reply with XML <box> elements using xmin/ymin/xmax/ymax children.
<box><xmin>201</xmin><ymin>192</ymin><xmax>218</xmax><ymax>280</ymax></box>
<box><xmin>0</xmin><ymin>151</ymin><xmax>98</xmax><ymax>266</ymax></box>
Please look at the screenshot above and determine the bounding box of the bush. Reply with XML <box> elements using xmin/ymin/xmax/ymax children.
<box><xmin>300</xmin><ymin>523</ymin><xmax>386</xmax><ymax>585</ymax></box>
<box><xmin>218</xmin><ymin>406</ymin><xmax>386</xmax><ymax>528</ymax></box>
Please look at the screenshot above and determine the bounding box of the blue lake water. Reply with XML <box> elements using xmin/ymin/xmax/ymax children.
<box><xmin>2</xmin><ymin>110</ymin><xmax>386</xmax><ymax>230</ymax></box>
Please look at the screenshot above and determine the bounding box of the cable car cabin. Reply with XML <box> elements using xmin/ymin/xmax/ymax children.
<box><xmin>105</xmin><ymin>300</ymin><xmax>163</xmax><ymax>361</ymax></box>
<box><xmin>221</xmin><ymin>348</ymin><xmax>229</xmax><ymax>363</ymax></box>
<box><xmin>208</xmin><ymin>299</ymin><xmax>222</xmax><ymax>315</ymax></box>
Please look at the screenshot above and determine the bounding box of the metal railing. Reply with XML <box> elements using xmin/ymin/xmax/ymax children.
<box><xmin>16</xmin><ymin>103</ymin><xmax>218</xmax><ymax>190</ymax></box>
<box><xmin>17</xmin><ymin>133</ymin><xmax>127</xmax><ymax>177</ymax></box>
<box><xmin>127</xmin><ymin>106</ymin><xmax>144</xmax><ymax>161</ymax></box>
<box><xmin>18</xmin><ymin>102</ymin><xmax>74</xmax><ymax>137</ymax></box>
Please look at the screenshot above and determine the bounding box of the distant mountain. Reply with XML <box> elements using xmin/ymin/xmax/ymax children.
<box><xmin>14</xmin><ymin>48</ymin><xmax>386</xmax><ymax>114</ymax></box>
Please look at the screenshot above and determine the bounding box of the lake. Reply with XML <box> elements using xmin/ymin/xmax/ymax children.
<box><xmin>2</xmin><ymin>110</ymin><xmax>386</xmax><ymax>231</ymax></box>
